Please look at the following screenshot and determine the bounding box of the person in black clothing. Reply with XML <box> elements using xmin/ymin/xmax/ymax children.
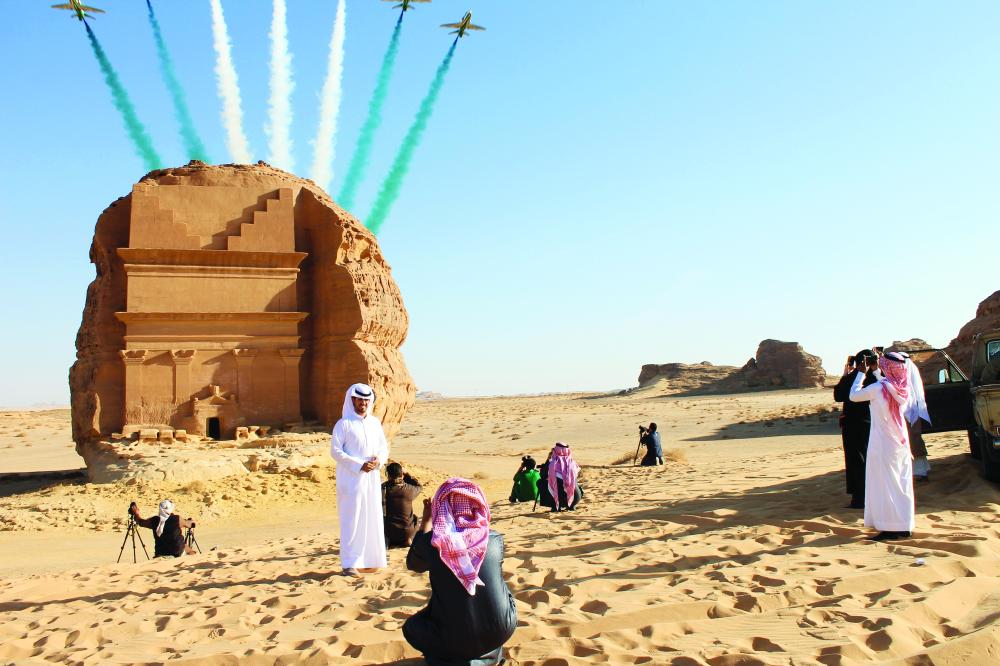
<box><xmin>403</xmin><ymin>479</ymin><xmax>516</xmax><ymax>666</ymax></box>
<box><xmin>382</xmin><ymin>462</ymin><xmax>422</xmax><ymax>547</ymax></box>
<box><xmin>130</xmin><ymin>499</ymin><xmax>196</xmax><ymax>558</ymax></box>
<box><xmin>639</xmin><ymin>423</ymin><xmax>663</xmax><ymax>466</ymax></box>
<box><xmin>833</xmin><ymin>349</ymin><xmax>878</xmax><ymax>509</ymax></box>
<box><xmin>535</xmin><ymin>453</ymin><xmax>555</xmax><ymax>510</ymax></box>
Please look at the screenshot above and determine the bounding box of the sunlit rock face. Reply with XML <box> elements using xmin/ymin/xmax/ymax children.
<box><xmin>636</xmin><ymin>340</ymin><xmax>825</xmax><ymax>395</ymax></box>
<box><xmin>70</xmin><ymin>162</ymin><xmax>415</xmax><ymax>479</ymax></box>
<box><xmin>946</xmin><ymin>291</ymin><xmax>1000</xmax><ymax>374</ymax></box>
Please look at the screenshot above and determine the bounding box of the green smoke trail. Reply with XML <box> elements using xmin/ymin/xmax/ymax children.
<box><xmin>366</xmin><ymin>41</ymin><xmax>457</xmax><ymax>235</ymax></box>
<box><xmin>337</xmin><ymin>15</ymin><xmax>404</xmax><ymax>211</ymax></box>
<box><xmin>85</xmin><ymin>23</ymin><xmax>162</xmax><ymax>171</ymax></box>
<box><xmin>146</xmin><ymin>0</ymin><xmax>209</xmax><ymax>162</ymax></box>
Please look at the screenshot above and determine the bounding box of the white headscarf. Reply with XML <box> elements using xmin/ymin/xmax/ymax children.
<box><xmin>895</xmin><ymin>352</ymin><xmax>931</xmax><ymax>425</ymax></box>
<box><xmin>342</xmin><ymin>383</ymin><xmax>376</xmax><ymax>420</ymax></box>
<box><xmin>156</xmin><ymin>499</ymin><xmax>174</xmax><ymax>537</ymax></box>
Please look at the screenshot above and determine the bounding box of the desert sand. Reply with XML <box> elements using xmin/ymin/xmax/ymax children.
<box><xmin>2</xmin><ymin>386</ymin><xmax>999</xmax><ymax>664</ymax></box>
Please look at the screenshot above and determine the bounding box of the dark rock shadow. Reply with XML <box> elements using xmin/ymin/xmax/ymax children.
<box><xmin>0</xmin><ymin>470</ymin><xmax>86</xmax><ymax>498</ymax></box>
<box><xmin>684</xmin><ymin>408</ymin><xmax>840</xmax><ymax>442</ymax></box>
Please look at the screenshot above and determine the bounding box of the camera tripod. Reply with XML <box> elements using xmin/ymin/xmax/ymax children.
<box><xmin>184</xmin><ymin>525</ymin><xmax>202</xmax><ymax>554</ymax></box>
<box><xmin>117</xmin><ymin>514</ymin><xmax>150</xmax><ymax>563</ymax></box>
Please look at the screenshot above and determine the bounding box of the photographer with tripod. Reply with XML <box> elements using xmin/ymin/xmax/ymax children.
<box><xmin>129</xmin><ymin>499</ymin><xmax>198</xmax><ymax>558</ymax></box>
<box><xmin>637</xmin><ymin>423</ymin><xmax>663</xmax><ymax>466</ymax></box>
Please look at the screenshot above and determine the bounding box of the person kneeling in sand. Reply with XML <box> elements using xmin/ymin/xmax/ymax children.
<box><xmin>383</xmin><ymin>462</ymin><xmax>422</xmax><ymax>547</ymax></box>
<box><xmin>639</xmin><ymin>423</ymin><xmax>663</xmax><ymax>466</ymax></box>
<box><xmin>546</xmin><ymin>442</ymin><xmax>582</xmax><ymax>512</ymax></box>
<box><xmin>130</xmin><ymin>500</ymin><xmax>196</xmax><ymax>558</ymax></box>
<box><xmin>508</xmin><ymin>456</ymin><xmax>540</xmax><ymax>503</ymax></box>
<box><xmin>404</xmin><ymin>479</ymin><xmax>517</xmax><ymax>666</ymax></box>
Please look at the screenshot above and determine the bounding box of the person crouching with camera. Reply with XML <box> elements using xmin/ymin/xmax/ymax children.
<box><xmin>639</xmin><ymin>423</ymin><xmax>663</xmax><ymax>466</ymax></box>
<box><xmin>382</xmin><ymin>463</ymin><xmax>422</xmax><ymax>548</ymax></box>
<box><xmin>130</xmin><ymin>500</ymin><xmax>197</xmax><ymax>558</ymax></box>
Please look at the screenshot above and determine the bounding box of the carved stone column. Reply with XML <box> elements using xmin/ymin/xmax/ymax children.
<box><xmin>120</xmin><ymin>350</ymin><xmax>148</xmax><ymax>425</ymax></box>
<box><xmin>169</xmin><ymin>350</ymin><xmax>196</xmax><ymax>406</ymax></box>
<box><xmin>233</xmin><ymin>349</ymin><xmax>258</xmax><ymax>417</ymax></box>
<box><xmin>279</xmin><ymin>348</ymin><xmax>304</xmax><ymax>423</ymax></box>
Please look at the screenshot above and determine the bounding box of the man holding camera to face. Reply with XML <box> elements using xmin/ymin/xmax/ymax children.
<box><xmin>383</xmin><ymin>462</ymin><xmax>422</xmax><ymax>548</ymax></box>
<box><xmin>833</xmin><ymin>349</ymin><xmax>879</xmax><ymax>509</ymax></box>
<box><xmin>639</xmin><ymin>423</ymin><xmax>663</xmax><ymax>466</ymax></box>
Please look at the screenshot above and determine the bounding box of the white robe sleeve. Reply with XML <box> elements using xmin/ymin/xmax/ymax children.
<box><xmin>330</xmin><ymin>421</ymin><xmax>368</xmax><ymax>468</ymax></box>
<box><xmin>849</xmin><ymin>372</ymin><xmax>881</xmax><ymax>403</ymax></box>
<box><xmin>375</xmin><ymin>421</ymin><xmax>389</xmax><ymax>467</ymax></box>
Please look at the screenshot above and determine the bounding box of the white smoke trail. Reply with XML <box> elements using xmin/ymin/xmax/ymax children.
<box><xmin>209</xmin><ymin>0</ymin><xmax>252</xmax><ymax>163</ymax></box>
<box><xmin>267</xmin><ymin>0</ymin><xmax>295</xmax><ymax>171</ymax></box>
<box><xmin>309</xmin><ymin>0</ymin><xmax>346</xmax><ymax>191</ymax></box>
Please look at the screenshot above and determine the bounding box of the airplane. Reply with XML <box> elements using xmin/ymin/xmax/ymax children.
<box><xmin>441</xmin><ymin>11</ymin><xmax>484</xmax><ymax>38</ymax></box>
<box><xmin>382</xmin><ymin>0</ymin><xmax>431</xmax><ymax>12</ymax></box>
<box><xmin>51</xmin><ymin>1</ymin><xmax>105</xmax><ymax>21</ymax></box>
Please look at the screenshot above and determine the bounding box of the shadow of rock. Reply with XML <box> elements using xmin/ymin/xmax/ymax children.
<box><xmin>684</xmin><ymin>408</ymin><xmax>840</xmax><ymax>441</ymax></box>
<box><xmin>0</xmin><ymin>470</ymin><xmax>86</xmax><ymax>499</ymax></box>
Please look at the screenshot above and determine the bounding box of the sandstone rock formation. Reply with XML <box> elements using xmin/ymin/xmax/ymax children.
<box><xmin>886</xmin><ymin>338</ymin><xmax>932</xmax><ymax>353</ymax></box>
<box><xmin>70</xmin><ymin>162</ymin><xmax>415</xmax><ymax>480</ymax></box>
<box><xmin>945</xmin><ymin>291</ymin><xmax>1000</xmax><ymax>373</ymax></box>
<box><xmin>885</xmin><ymin>338</ymin><xmax>947</xmax><ymax>384</ymax></box>
<box><xmin>635</xmin><ymin>340</ymin><xmax>826</xmax><ymax>395</ymax></box>
<box><xmin>637</xmin><ymin>362</ymin><xmax>739</xmax><ymax>392</ymax></box>
<box><xmin>731</xmin><ymin>340</ymin><xmax>826</xmax><ymax>390</ymax></box>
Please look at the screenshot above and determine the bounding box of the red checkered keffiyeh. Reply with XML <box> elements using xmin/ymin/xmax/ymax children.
<box><xmin>547</xmin><ymin>442</ymin><xmax>580</xmax><ymax>506</ymax></box>
<box><xmin>878</xmin><ymin>353</ymin><xmax>910</xmax><ymax>448</ymax></box>
<box><xmin>430</xmin><ymin>478</ymin><xmax>491</xmax><ymax>595</ymax></box>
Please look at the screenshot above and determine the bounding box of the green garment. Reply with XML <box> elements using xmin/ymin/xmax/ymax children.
<box><xmin>511</xmin><ymin>469</ymin><xmax>541</xmax><ymax>502</ymax></box>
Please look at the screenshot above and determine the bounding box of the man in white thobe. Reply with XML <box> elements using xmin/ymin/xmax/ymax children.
<box><xmin>849</xmin><ymin>351</ymin><xmax>925</xmax><ymax>542</ymax></box>
<box><xmin>331</xmin><ymin>383</ymin><xmax>389</xmax><ymax>575</ymax></box>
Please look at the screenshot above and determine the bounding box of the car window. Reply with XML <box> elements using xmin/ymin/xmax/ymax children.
<box><xmin>948</xmin><ymin>361</ymin><xmax>965</xmax><ymax>382</ymax></box>
<box><xmin>907</xmin><ymin>349</ymin><xmax>967</xmax><ymax>384</ymax></box>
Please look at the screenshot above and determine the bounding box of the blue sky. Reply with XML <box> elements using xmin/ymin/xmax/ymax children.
<box><xmin>0</xmin><ymin>1</ymin><xmax>996</xmax><ymax>405</ymax></box>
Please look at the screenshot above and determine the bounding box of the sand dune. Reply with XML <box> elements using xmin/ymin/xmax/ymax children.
<box><xmin>1</xmin><ymin>390</ymin><xmax>999</xmax><ymax>663</ymax></box>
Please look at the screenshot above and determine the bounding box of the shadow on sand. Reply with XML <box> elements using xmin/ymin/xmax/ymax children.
<box><xmin>684</xmin><ymin>409</ymin><xmax>840</xmax><ymax>442</ymax></box>
<box><xmin>0</xmin><ymin>469</ymin><xmax>86</xmax><ymax>499</ymax></box>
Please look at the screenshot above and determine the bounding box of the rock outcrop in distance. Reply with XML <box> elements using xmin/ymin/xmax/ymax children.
<box><xmin>70</xmin><ymin>162</ymin><xmax>415</xmax><ymax>481</ymax></box>
<box><xmin>886</xmin><ymin>339</ymin><xmax>932</xmax><ymax>353</ymax></box>
<box><xmin>885</xmin><ymin>339</ymin><xmax>947</xmax><ymax>384</ymax></box>
<box><xmin>637</xmin><ymin>362</ymin><xmax>739</xmax><ymax>392</ymax></box>
<box><xmin>636</xmin><ymin>340</ymin><xmax>826</xmax><ymax>395</ymax></box>
<box><xmin>945</xmin><ymin>290</ymin><xmax>1000</xmax><ymax>374</ymax></box>
<box><xmin>733</xmin><ymin>340</ymin><xmax>827</xmax><ymax>390</ymax></box>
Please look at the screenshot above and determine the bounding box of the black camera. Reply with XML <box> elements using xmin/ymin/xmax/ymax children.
<box><xmin>638</xmin><ymin>425</ymin><xmax>648</xmax><ymax>434</ymax></box>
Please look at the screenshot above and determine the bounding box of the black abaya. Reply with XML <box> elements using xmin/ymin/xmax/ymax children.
<box><xmin>834</xmin><ymin>369</ymin><xmax>877</xmax><ymax>505</ymax></box>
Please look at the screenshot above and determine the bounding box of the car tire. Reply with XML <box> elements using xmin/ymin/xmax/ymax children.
<box><xmin>978</xmin><ymin>429</ymin><xmax>1000</xmax><ymax>482</ymax></box>
<box><xmin>969</xmin><ymin>428</ymin><xmax>982</xmax><ymax>459</ymax></box>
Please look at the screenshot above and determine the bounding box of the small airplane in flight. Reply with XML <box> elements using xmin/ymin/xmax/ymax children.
<box><xmin>51</xmin><ymin>0</ymin><xmax>105</xmax><ymax>21</ymax></box>
<box><xmin>441</xmin><ymin>11</ymin><xmax>485</xmax><ymax>38</ymax></box>
<box><xmin>382</xmin><ymin>0</ymin><xmax>431</xmax><ymax>11</ymax></box>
